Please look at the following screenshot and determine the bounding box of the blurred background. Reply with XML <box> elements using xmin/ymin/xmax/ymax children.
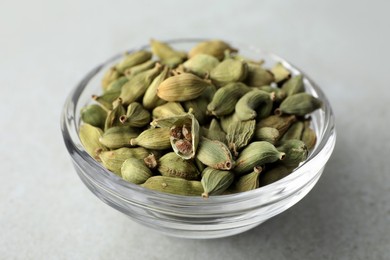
<box><xmin>1</xmin><ymin>0</ymin><xmax>389</xmax><ymax>259</ymax></box>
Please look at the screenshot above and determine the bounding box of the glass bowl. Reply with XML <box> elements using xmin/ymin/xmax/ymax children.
<box><xmin>61</xmin><ymin>39</ymin><xmax>336</xmax><ymax>239</ymax></box>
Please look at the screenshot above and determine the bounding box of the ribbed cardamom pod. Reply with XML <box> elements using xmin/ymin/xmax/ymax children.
<box><xmin>259</xmin><ymin>165</ymin><xmax>291</xmax><ymax>187</ymax></box>
<box><xmin>121</xmin><ymin>158</ymin><xmax>153</xmax><ymax>184</ymax></box>
<box><xmin>254</xmin><ymin>127</ymin><xmax>280</xmax><ymax>144</ymax></box>
<box><xmin>188</xmin><ymin>40</ymin><xmax>237</xmax><ymax>60</ymax></box>
<box><xmin>277</xmin><ymin>93</ymin><xmax>322</xmax><ymax>116</ymax></box>
<box><xmin>119</xmin><ymin>63</ymin><xmax>162</xmax><ymax>105</ymax></box>
<box><xmin>115</xmin><ymin>50</ymin><xmax>152</xmax><ymax>73</ymax></box>
<box><xmin>183</xmin><ymin>85</ymin><xmax>215</xmax><ymax>125</ymax></box>
<box><xmin>277</xmin><ymin>139</ymin><xmax>308</xmax><ymax>168</ymax></box>
<box><xmin>150</xmin><ymin>39</ymin><xmax>187</xmax><ymax>68</ymax></box>
<box><xmin>98</xmin><ymin>147</ymin><xmax>149</xmax><ymax>175</ymax></box>
<box><xmin>105</xmin><ymin>76</ymin><xmax>129</xmax><ymax>92</ymax></box>
<box><xmin>226</xmin><ymin>119</ymin><xmax>256</xmax><ymax>156</ymax></box>
<box><xmin>157</xmin><ymin>73</ymin><xmax>212</xmax><ymax>102</ymax></box>
<box><xmin>301</xmin><ymin>120</ymin><xmax>317</xmax><ymax>150</ymax></box>
<box><xmin>281</xmin><ymin>75</ymin><xmax>304</xmax><ymax>96</ymax></box>
<box><xmin>183</xmin><ymin>54</ymin><xmax>220</xmax><ymax>77</ymax></box>
<box><xmin>201</xmin><ymin>167</ymin><xmax>234</xmax><ymax>198</ymax></box>
<box><xmin>196</xmin><ymin>137</ymin><xmax>234</xmax><ymax>170</ymax></box>
<box><xmin>130</xmin><ymin>127</ymin><xmax>171</xmax><ymax>150</ymax></box>
<box><xmin>104</xmin><ymin>98</ymin><xmax>126</xmax><ymax>131</ymax></box>
<box><xmin>259</xmin><ymin>85</ymin><xmax>286</xmax><ymax>102</ymax></box>
<box><xmin>210</xmin><ymin>59</ymin><xmax>248</xmax><ymax>86</ymax></box>
<box><xmin>92</xmin><ymin>89</ymin><xmax>121</xmax><ymax>110</ymax></box>
<box><xmin>280</xmin><ymin>121</ymin><xmax>304</xmax><ymax>142</ymax></box>
<box><xmin>234</xmin><ymin>141</ymin><xmax>285</xmax><ymax>175</ymax></box>
<box><xmin>270</xmin><ymin>62</ymin><xmax>291</xmax><ymax>84</ymax></box>
<box><xmin>202</xmin><ymin>118</ymin><xmax>227</xmax><ymax>144</ymax></box>
<box><xmin>256</xmin><ymin>114</ymin><xmax>297</xmax><ymax>136</ymax></box>
<box><xmin>141</xmin><ymin>176</ymin><xmax>203</xmax><ymax>196</ymax></box>
<box><xmin>99</xmin><ymin>125</ymin><xmax>139</xmax><ymax>149</ymax></box>
<box><xmin>233</xmin><ymin>166</ymin><xmax>262</xmax><ymax>192</ymax></box>
<box><xmin>79</xmin><ymin>124</ymin><xmax>107</xmax><ymax>160</ymax></box>
<box><xmin>81</xmin><ymin>104</ymin><xmax>107</xmax><ymax>129</ymax></box>
<box><xmin>152</xmin><ymin>102</ymin><xmax>185</xmax><ymax>119</ymax></box>
<box><xmin>235</xmin><ymin>89</ymin><xmax>274</xmax><ymax>121</ymax></box>
<box><xmin>124</xmin><ymin>60</ymin><xmax>156</xmax><ymax>79</ymax></box>
<box><xmin>207</xmin><ymin>82</ymin><xmax>251</xmax><ymax>117</ymax></box>
<box><xmin>102</xmin><ymin>67</ymin><xmax>120</xmax><ymax>91</ymax></box>
<box><xmin>245</xmin><ymin>64</ymin><xmax>274</xmax><ymax>87</ymax></box>
<box><xmin>142</xmin><ymin>66</ymin><xmax>169</xmax><ymax>110</ymax></box>
<box><xmin>220</xmin><ymin>113</ymin><xmax>240</xmax><ymax>133</ymax></box>
<box><xmin>119</xmin><ymin>102</ymin><xmax>151</xmax><ymax>128</ymax></box>
<box><xmin>157</xmin><ymin>152</ymin><xmax>200</xmax><ymax>180</ymax></box>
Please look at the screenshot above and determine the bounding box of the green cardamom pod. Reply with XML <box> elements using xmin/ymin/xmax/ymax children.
<box><xmin>259</xmin><ymin>85</ymin><xmax>286</xmax><ymax>102</ymax></box>
<box><xmin>226</xmin><ymin>119</ymin><xmax>256</xmax><ymax>156</ymax></box>
<box><xmin>99</xmin><ymin>147</ymin><xmax>149</xmax><ymax>175</ymax></box>
<box><xmin>245</xmin><ymin>63</ymin><xmax>274</xmax><ymax>87</ymax></box>
<box><xmin>281</xmin><ymin>75</ymin><xmax>304</xmax><ymax>96</ymax></box>
<box><xmin>232</xmin><ymin>167</ymin><xmax>262</xmax><ymax>192</ymax></box>
<box><xmin>99</xmin><ymin>125</ymin><xmax>139</xmax><ymax>149</ymax></box>
<box><xmin>183</xmin><ymin>54</ymin><xmax>220</xmax><ymax>77</ymax></box>
<box><xmin>234</xmin><ymin>141</ymin><xmax>285</xmax><ymax>175</ymax></box>
<box><xmin>254</xmin><ymin>127</ymin><xmax>280</xmax><ymax>144</ymax></box>
<box><xmin>92</xmin><ymin>89</ymin><xmax>121</xmax><ymax>110</ymax></box>
<box><xmin>220</xmin><ymin>112</ymin><xmax>240</xmax><ymax>133</ymax></box>
<box><xmin>142</xmin><ymin>176</ymin><xmax>203</xmax><ymax>196</ymax></box>
<box><xmin>277</xmin><ymin>139</ymin><xmax>308</xmax><ymax>168</ymax></box>
<box><xmin>157</xmin><ymin>73</ymin><xmax>212</xmax><ymax>102</ymax></box>
<box><xmin>207</xmin><ymin>82</ymin><xmax>251</xmax><ymax>117</ymax></box>
<box><xmin>152</xmin><ymin>102</ymin><xmax>185</xmax><ymax>119</ymax></box>
<box><xmin>105</xmin><ymin>76</ymin><xmax>129</xmax><ymax>92</ymax></box>
<box><xmin>210</xmin><ymin>59</ymin><xmax>248</xmax><ymax>86</ymax></box>
<box><xmin>188</xmin><ymin>40</ymin><xmax>237</xmax><ymax>60</ymax></box>
<box><xmin>277</xmin><ymin>93</ymin><xmax>322</xmax><ymax>116</ymax></box>
<box><xmin>104</xmin><ymin>98</ymin><xmax>126</xmax><ymax>131</ymax></box>
<box><xmin>183</xmin><ymin>84</ymin><xmax>215</xmax><ymax>125</ymax></box>
<box><xmin>270</xmin><ymin>62</ymin><xmax>291</xmax><ymax>84</ymax></box>
<box><xmin>102</xmin><ymin>67</ymin><xmax>120</xmax><ymax>91</ymax></box>
<box><xmin>256</xmin><ymin>114</ymin><xmax>297</xmax><ymax>136</ymax></box>
<box><xmin>124</xmin><ymin>60</ymin><xmax>156</xmax><ymax>78</ymax></box>
<box><xmin>119</xmin><ymin>102</ymin><xmax>151</xmax><ymax>128</ymax></box>
<box><xmin>201</xmin><ymin>167</ymin><xmax>234</xmax><ymax>198</ymax></box>
<box><xmin>235</xmin><ymin>89</ymin><xmax>274</xmax><ymax>121</ymax></box>
<box><xmin>150</xmin><ymin>39</ymin><xmax>187</xmax><ymax>68</ymax></box>
<box><xmin>130</xmin><ymin>127</ymin><xmax>171</xmax><ymax>150</ymax></box>
<box><xmin>280</xmin><ymin>121</ymin><xmax>304</xmax><ymax>141</ymax></box>
<box><xmin>121</xmin><ymin>158</ymin><xmax>153</xmax><ymax>184</ymax></box>
<box><xmin>157</xmin><ymin>152</ymin><xmax>200</xmax><ymax>180</ymax></box>
<box><xmin>142</xmin><ymin>66</ymin><xmax>169</xmax><ymax>110</ymax></box>
<box><xmin>259</xmin><ymin>165</ymin><xmax>291</xmax><ymax>187</ymax></box>
<box><xmin>119</xmin><ymin>63</ymin><xmax>162</xmax><ymax>105</ymax></box>
<box><xmin>79</xmin><ymin>124</ymin><xmax>107</xmax><ymax>160</ymax></box>
<box><xmin>196</xmin><ymin>137</ymin><xmax>234</xmax><ymax>170</ymax></box>
<box><xmin>116</xmin><ymin>50</ymin><xmax>152</xmax><ymax>73</ymax></box>
<box><xmin>202</xmin><ymin>118</ymin><xmax>227</xmax><ymax>144</ymax></box>
<box><xmin>81</xmin><ymin>104</ymin><xmax>107</xmax><ymax>129</ymax></box>
<box><xmin>301</xmin><ymin>120</ymin><xmax>317</xmax><ymax>150</ymax></box>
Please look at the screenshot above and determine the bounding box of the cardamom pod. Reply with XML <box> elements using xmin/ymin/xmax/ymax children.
<box><xmin>259</xmin><ymin>85</ymin><xmax>286</xmax><ymax>102</ymax></box>
<box><xmin>141</xmin><ymin>176</ymin><xmax>203</xmax><ymax>196</ymax></box>
<box><xmin>270</xmin><ymin>62</ymin><xmax>291</xmax><ymax>84</ymax></box>
<box><xmin>254</xmin><ymin>127</ymin><xmax>280</xmax><ymax>144</ymax></box>
<box><xmin>232</xmin><ymin>166</ymin><xmax>262</xmax><ymax>192</ymax></box>
<box><xmin>201</xmin><ymin>167</ymin><xmax>234</xmax><ymax>198</ymax></box>
<box><xmin>202</xmin><ymin>118</ymin><xmax>227</xmax><ymax>144</ymax></box>
<box><xmin>92</xmin><ymin>89</ymin><xmax>121</xmax><ymax>110</ymax></box>
<box><xmin>99</xmin><ymin>125</ymin><xmax>139</xmax><ymax>149</ymax></box>
<box><xmin>235</xmin><ymin>89</ymin><xmax>274</xmax><ymax>121</ymax></box>
<box><xmin>188</xmin><ymin>40</ymin><xmax>237</xmax><ymax>60</ymax></box>
<box><xmin>183</xmin><ymin>54</ymin><xmax>220</xmax><ymax>77</ymax></box>
<box><xmin>196</xmin><ymin>137</ymin><xmax>234</xmax><ymax>170</ymax></box>
<box><xmin>220</xmin><ymin>112</ymin><xmax>240</xmax><ymax>133</ymax></box>
<box><xmin>130</xmin><ymin>127</ymin><xmax>171</xmax><ymax>150</ymax></box>
<box><xmin>226</xmin><ymin>119</ymin><xmax>256</xmax><ymax>156</ymax></box>
<box><xmin>121</xmin><ymin>158</ymin><xmax>153</xmax><ymax>184</ymax></box>
<box><xmin>119</xmin><ymin>102</ymin><xmax>151</xmax><ymax>128</ymax></box>
<box><xmin>301</xmin><ymin>120</ymin><xmax>317</xmax><ymax>150</ymax></box>
<box><xmin>277</xmin><ymin>139</ymin><xmax>308</xmax><ymax>168</ymax></box>
<box><xmin>234</xmin><ymin>141</ymin><xmax>285</xmax><ymax>175</ymax></box>
<box><xmin>157</xmin><ymin>152</ymin><xmax>200</xmax><ymax>180</ymax></box>
<box><xmin>79</xmin><ymin>124</ymin><xmax>107</xmax><ymax>160</ymax></box>
<box><xmin>157</xmin><ymin>73</ymin><xmax>212</xmax><ymax>102</ymax></box>
<box><xmin>102</xmin><ymin>67</ymin><xmax>120</xmax><ymax>91</ymax></box>
<box><xmin>124</xmin><ymin>60</ymin><xmax>156</xmax><ymax>78</ymax></box>
<box><xmin>245</xmin><ymin>63</ymin><xmax>274</xmax><ymax>87</ymax></box>
<box><xmin>280</xmin><ymin>121</ymin><xmax>304</xmax><ymax>142</ymax></box>
<box><xmin>104</xmin><ymin>98</ymin><xmax>126</xmax><ymax>131</ymax></box>
<box><xmin>81</xmin><ymin>104</ymin><xmax>107</xmax><ymax>129</ymax></box>
<box><xmin>256</xmin><ymin>114</ymin><xmax>297</xmax><ymax>136</ymax></box>
<box><xmin>281</xmin><ymin>75</ymin><xmax>304</xmax><ymax>96</ymax></box>
<box><xmin>277</xmin><ymin>93</ymin><xmax>322</xmax><ymax>116</ymax></box>
<box><xmin>152</xmin><ymin>102</ymin><xmax>185</xmax><ymax>119</ymax></box>
<box><xmin>150</xmin><ymin>39</ymin><xmax>187</xmax><ymax>68</ymax></box>
<box><xmin>259</xmin><ymin>165</ymin><xmax>291</xmax><ymax>187</ymax></box>
<box><xmin>116</xmin><ymin>50</ymin><xmax>152</xmax><ymax>73</ymax></box>
<box><xmin>105</xmin><ymin>76</ymin><xmax>129</xmax><ymax>92</ymax></box>
<box><xmin>142</xmin><ymin>66</ymin><xmax>169</xmax><ymax>110</ymax></box>
<box><xmin>210</xmin><ymin>59</ymin><xmax>248</xmax><ymax>86</ymax></box>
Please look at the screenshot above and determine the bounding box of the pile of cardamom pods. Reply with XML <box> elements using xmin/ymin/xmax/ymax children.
<box><xmin>79</xmin><ymin>39</ymin><xmax>321</xmax><ymax>197</ymax></box>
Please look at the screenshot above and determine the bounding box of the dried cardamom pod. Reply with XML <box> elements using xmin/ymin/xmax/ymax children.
<box><xmin>152</xmin><ymin>102</ymin><xmax>185</xmax><ymax>119</ymax></box>
<box><xmin>245</xmin><ymin>63</ymin><xmax>274</xmax><ymax>87</ymax></box>
<box><xmin>157</xmin><ymin>73</ymin><xmax>212</xmax><ymax>102</ymax></box>
<box><xmin>142</xmin><ymin>66</ymin><xmax>169</xmax><ymax>110</ymax></box>
<box><xmin>277</xmin><ymin>139</ymin><xmax>308</xmax><ymax>168</ymax></box>
<box><xmin>270</xmin><ymin>62</ymin><xmax>291</xmax><ymax>83</ymax></box>
<box><xmin>280</xmin><ymin>121</ymin><xmax>304</xmax><ymax>142</ymax></box>
<box><xmin>188</xmin><ymin>40</ymin><xmax>237</xmax><ymax>60</ymax></box>
<box><xmin>259</xmin><ymin>165</ymin><xmax>291</xmax><ymax>187</ymax></box>
<box><xmin>119</xmin><ymin>63</ymin><xmax>162</xmax><ymax>105</ymax></box>
<box><xmin>207</xmin><ymin>82</ymin><xmax>251</xmax><ymax>117</ymax></box>
<box><xmin>196</xmin><ymin>137</ymin><xmax>234</xmax><ymax>170</ymax></box>
<box><xmin>141</xmin><ymin>176</ymin><xmax>203</xmax><ymax>196</ymax></box>
<box><xmin>102</xmin><ymin>67</ymin><xmax>120</xmax><ymax>91</ymax></box>
<box><xmin>281</xmin><ymin>75</ymin><xmax>304</xmax><ymax>96</ymax></box>
<box><xmin>116</xmin><ymin>50</ymin><xmax>152</xmax><ymax>73</ymax></box>
<box><xmin>210</xmin><ymin>59</ymin><xmax>248</xmax><ymax>86</ymax></box>
<box><xmin>92</xmin><ymin>89</ymin><xmax>121</xmax><ymax>110</ymax></box>
<box><xmin>124</xmin><ymin>60</ymin><xmax>156</xmax><ymax>78</ymax></box>
<box><xmin>130</xmin><ymin>127</ymin><xmax>171</xmax><ymax>150</ymax></box>
<box><xmin>98</xmin><ymin>147</ymin><xmax>149</xmax><ymax>175</ymax></box>
<box><xmin>150</xmin><ymin>39</ymin><xmax>187</xmax><ymax>68</ymax></box>
<box><xmin>121</xmin><ymin>158</ymin><xmax>153</xmax><ymax>184</ymax></box>
<box><xmin>183</xmin><ymin>54</ymin><xmax>220</xmax><ymax>77</ymax></box>
<box><xmin>104</xmin><ymin>98</ymin><xmax>126</xmax><ymax>131</ymax></box>
<box><xmin>234</xmin><ymin>141</ymin><xmax>285</xmax><ymax>175</ymax></box>
<box><xmin>254</xmin><ymin>127</ymin><xmax>280</xmax><ymax>144</ymax></box>
<box><xmin>99</xmin><ymin>125</ymin><xmax>139</xmax><ymax>149</ymax></box>
<box><xmin>202</xmin><ymin>119</ymin><xmax>227</xmax><ymax>144</ymax></box>
<box><xmin>183</xmin><ymin>84</ymin><xmax>216</xmax><ymax>125</ymax></box>
<box><xmin>201</xmin><ymin>167</ymin><xmax>234</xmax><ymax>198</ymax></box>
<box><xmin>226</xmin><ymin>119</ymin><xmax>256</xmax><ymax>156</ymax></box>
<box><xmin>301</xmin><ymin>120</ymin><xmax>317</xmax><ymax>150</ymax></box>
<box><xmin>232</xmin><ymin>166</ymin><xmax>262</xmax><ymax>192</ymax></box>
<box><xmin>157</xmin><ymin>152</ymin><xmax>200</xmax><ymax>180</ymax></box>
<box><xmin>259</xmin><ymin>85</ymin><xmax>286</xmax><ymax>102</ymax></box>
<box><xmin>235</xmin><ymin>89</ymin><xmax>274</xmax><ymax>121</ymax></box>
<box><xmin>105</xmin><ymin>76</ymin><xmax>129</xmax><ymax>92</ymax></box>
<box><xmin>256</xmin><ymin>114</ymin><xmax>297</xmax><ymax>136</ymax></box>
<box><xmin>119</xmin><ymin>102</ymin><xmax>151</xmax><ymax>128</ymax></box>
<box><xmin>277</xmin><ymin>93</ymin><xmax>322</xmax><ymax>116</ymax></box>
<box><xmin>220</xmin><ymin>112</ymin><xmax>240</xmax><ymax>133</ymax></box>
<box><xmin>79</xmin><ymin>124</ymin><xmax>107</xmax><ymax>160</ymax></box>
<box><xmin>81</xmin><ymin>104</ymin><xmax>107</xmax><ymax>129</ymax></box>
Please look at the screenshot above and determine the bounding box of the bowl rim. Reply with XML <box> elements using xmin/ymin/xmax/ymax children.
<box><xmin>61</xmin><ymin>38</ymin><xmax>336</xmax><ymax>208</ymax></box>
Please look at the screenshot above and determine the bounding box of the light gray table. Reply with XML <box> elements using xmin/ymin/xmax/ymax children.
<box><xmin>1</xmin><ymin>0</ymin><xmax>389</xmax><ymax>259</ymax></box>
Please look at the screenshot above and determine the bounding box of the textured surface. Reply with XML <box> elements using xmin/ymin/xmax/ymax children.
<box><xmin>1</xmin><ymin>0</ymin><xmax>389</xmax><ymax>259</ymax></box>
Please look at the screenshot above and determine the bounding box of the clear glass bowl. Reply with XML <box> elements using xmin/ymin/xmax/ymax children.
<box><xmin>61</xmin><ymin>39</ymin><xmax>336</xmax><ymax>239</ymax></box>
